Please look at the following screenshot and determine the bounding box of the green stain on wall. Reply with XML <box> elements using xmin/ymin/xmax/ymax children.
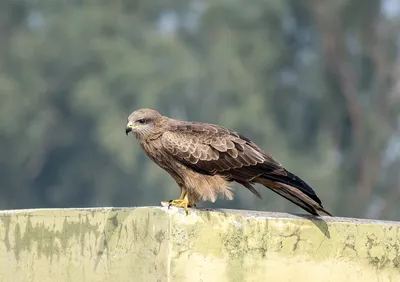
<box><xmin>0</xmin><ymin>207</ymin><xmax>399</xmax><ymax>282</ymax></box>
<box><xmin>10</xmin><ymin>213</ymin><xmax>101</xmax><ymax>261</ymax></box>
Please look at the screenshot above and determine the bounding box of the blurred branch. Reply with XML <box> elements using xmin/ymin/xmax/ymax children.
<box><xmin>371</xmin><ymin>19</ymin><xmax>390</xmax><ymax>118</ymax></box>
<box><xmin>309</xmin><ymin>0</ymin><xmax>365</xmax><ymax>140</ymax></box>
<box><xmin>307</xmin><ymin>0</ymin><xmax>392</xmax><ymax>202</ymax></box>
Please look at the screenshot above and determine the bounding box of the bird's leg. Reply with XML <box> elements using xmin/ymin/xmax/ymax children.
<box><xmin>160</xmin><ymin>189</ymin><xmax>186</xmax><ymax>207</ymax></box>
<box><xmin>168</xmin><ymin>194</ymin><xmax>193</xmax><ymax>214</ymax></box>
<box><xmin>178</xmin><ymin>189</ymin><xmax>186</xmax><ymax>200</ymax></box>
<box><xmin>160</xmin><ymin>192</ymin><xmax>195</xmax><ymax>214</ymax></box>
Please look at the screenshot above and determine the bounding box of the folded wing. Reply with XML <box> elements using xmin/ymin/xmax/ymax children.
<box><xmin>161</xmin><ymin>122</ymin><xmax>331</xmax><ymax>216</ymax></box>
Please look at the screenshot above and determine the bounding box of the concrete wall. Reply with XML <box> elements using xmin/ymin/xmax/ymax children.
<box><xmin>0</xmin><ymin>206</ymin><xmax>399</xmax><ymax>282</ymax></box>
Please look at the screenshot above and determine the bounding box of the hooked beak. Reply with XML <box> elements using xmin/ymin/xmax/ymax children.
<box><xmin>125</xmin><ymin>121</ymin><xmax>136</xmax><ymax>135</ymax></box>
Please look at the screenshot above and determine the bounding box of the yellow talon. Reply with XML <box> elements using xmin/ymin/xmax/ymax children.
<box><xmin>160</xmin><ymin>193</ymin><xmax>195</xmax><ymax>214</ymax></box>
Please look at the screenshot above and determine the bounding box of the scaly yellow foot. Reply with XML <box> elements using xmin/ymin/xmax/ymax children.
<box><xmin>160</xmin><ymin>193</ymin><xmax>195</xmax><ymax>214</ymax></box>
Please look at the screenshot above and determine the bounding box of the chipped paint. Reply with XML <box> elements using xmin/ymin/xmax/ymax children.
<box><xmin>0</xmin><ymin>207</ymin><xmax>399</xmax><ymax>281</ymax></box>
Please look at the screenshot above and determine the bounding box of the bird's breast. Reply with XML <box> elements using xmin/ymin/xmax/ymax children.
<box><xmin>140</xmin><ymin>139</ymin><xmax>184</xmax><ymax>179</ymax></box>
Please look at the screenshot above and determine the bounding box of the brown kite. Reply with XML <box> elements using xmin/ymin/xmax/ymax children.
<box><xmin>125</xmin><ymin>108</ymin><xmax>332</xmax><ymax>216</ymax></box>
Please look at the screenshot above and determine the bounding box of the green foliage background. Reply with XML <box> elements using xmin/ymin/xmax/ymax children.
<box><xmin>1</xmin><ymin>0</ymin><xmax>399</xmax><ymax>220</ymax></box>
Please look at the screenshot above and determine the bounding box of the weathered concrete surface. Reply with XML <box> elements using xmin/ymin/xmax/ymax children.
<box><xmin>0</xmin><ymin>207</ymin><xmax>399</xmax><ymax>282</ymax></box>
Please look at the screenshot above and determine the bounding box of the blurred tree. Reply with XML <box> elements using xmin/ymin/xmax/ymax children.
<box><xmin>0</xmin><ymin>0</ymin><xmax>398</xmax><ymax>220</ymax></box>
<box><xmin>305</xmin><ymin>0</ymin><xmax>400</xmax><ymax>218</ymax></box>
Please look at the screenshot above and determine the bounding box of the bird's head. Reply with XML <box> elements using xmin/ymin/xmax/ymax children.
<box><xmin>125</xmin><ymin>108</ymin><xmax>163</xmax><ymax>140</ymax></box>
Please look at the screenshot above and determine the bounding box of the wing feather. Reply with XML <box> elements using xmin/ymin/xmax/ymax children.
<box><xmin>161</xmin><ymin>122</ymin><xmax>280</xmax><ymax>181</ymax></box>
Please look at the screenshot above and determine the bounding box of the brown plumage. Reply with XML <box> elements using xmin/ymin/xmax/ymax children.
<box><xmin>125</xmin><ymin>108</ymin><xmax>332</xmax><ymax>216</ymax></box>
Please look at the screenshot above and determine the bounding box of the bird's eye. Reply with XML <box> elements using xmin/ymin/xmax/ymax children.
<box><xmin>137</xmin><ymin>119</ymin><xmax>146</xmax><ymax>124</ymax></box>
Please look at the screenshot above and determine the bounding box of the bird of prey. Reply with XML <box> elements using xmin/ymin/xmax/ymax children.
<box><xmin>125</xmin><ymin>108</ymin><xmax>332</xmax><ymax>216</ymax></box>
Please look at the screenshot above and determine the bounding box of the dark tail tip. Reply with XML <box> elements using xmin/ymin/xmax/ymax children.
<box><xmin>318</xmin><ymin>207</ymin><xmax>333</xmax><ymax>217</ymax></box>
